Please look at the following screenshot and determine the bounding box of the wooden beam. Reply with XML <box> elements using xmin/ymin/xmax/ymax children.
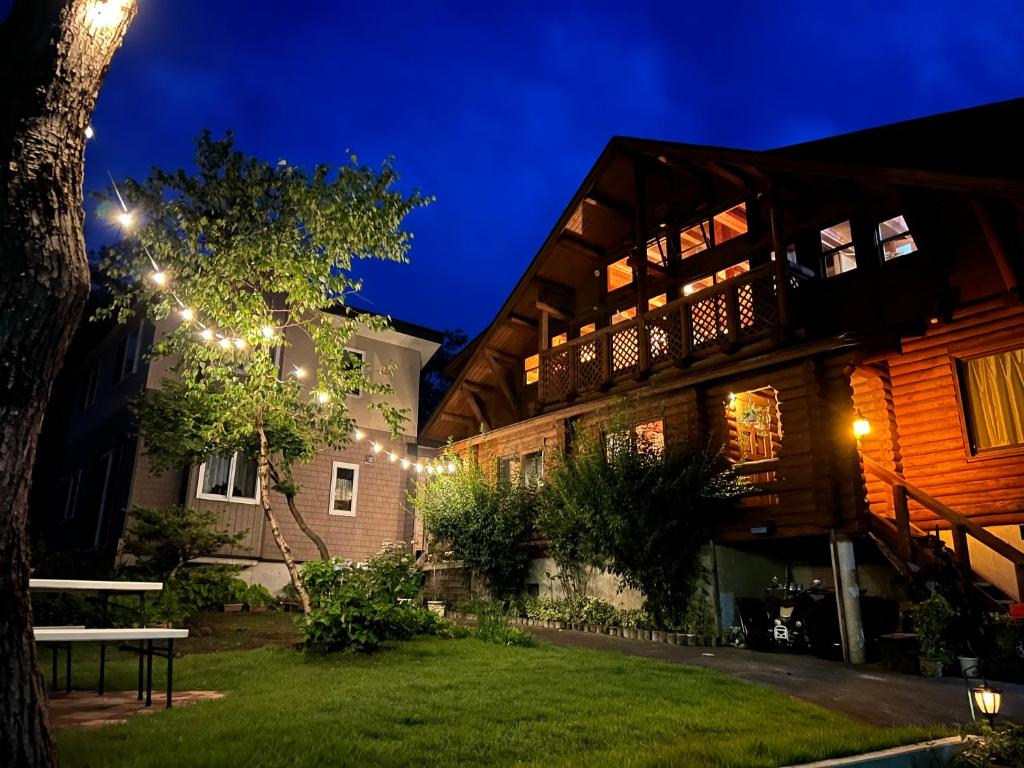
<box><xmin>439</xmin><ymin>411</ymin><xmax>478</xmax><ymax>429</ymax></box>
<box><xmin>484</xmin><ymin>350</ymin><xmax>519</xmax><ymax>412</ymax></box>
<box><xmin>972</xmin><ymin>197</ymin><xmax>1020</xmax><ymax>294</ymax></box>
<box><xmin>483</xmin><ymin>348</ymin><xmax>520</xmax><ymax>369</ymax></box>
<box><xmin>558</xmin><ymin>232</ymin><xmax>604</xmax><ymax>260</ymax></box>
<box><xmin>535</xmin><ymin>279</ymin><xmax>574</xmax><ymax>321</ymax></box>
<box><xmin>507</xmin><ymin>313</ymin><xmax>538</xmax><ymax>330</ymax></box>
<box><xmin>704</xmin><ymin>160</ymin><xmax>748</xmax><ymax>188</ymax></box>
<box><xmin>584</xmin><ymin>191</ymin><xmax>632</xmax><ymax>218</ymax></box>
<box><xmin>461</xmin><ymin>387</ymin><xmax>490</xmax><ymax>431</ymax></box>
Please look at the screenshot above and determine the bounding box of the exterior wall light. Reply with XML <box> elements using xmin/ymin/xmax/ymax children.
<box><xmin>973</xmin><ymin>683</ymin><xmax>1002</xmax><ymax>728</ymax></box>
<box><xmin>852</xmin><ymin>412</ymin><xmax>871</xmax><ymax>439</ymax></box>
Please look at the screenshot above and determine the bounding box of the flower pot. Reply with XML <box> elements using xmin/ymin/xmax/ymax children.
<box><xmin>958</xmin><ymin>656</ymin><xmax>980</xmax><ymax>678</ymax></box>
<box><xmin>554</xmin><ymin>621</ymin><xmax>565</xmax><ymax>630</ymax></box>
<box><xmin>427</xmin><ymin>600</ymin><xmax>446</xmax><ymax>617</ymax></box>
<box><xmin>919</xmin><ymin>656</ymin><xmax>944</xmax><ymax>677</ymax></box>
<box><xmin>609</xmin><ymin>627</ymin><xmax>620</xmax><ymax>637</ymax></box>
<box><xmin>638</xmin><ymin>629</ymin><xmax>651</xmax><ymax>641</ymax></box>
<box><xmin>223</xmin><ymin>603</ymin><xmax>244</xmax><ymax>613</ymax></box>
<box><xmin>668</xmin><ymin>633</ymin><xmax>680</xmax><ymax>645</ymax></box>
<box><xmin>249</xmin><ymin>604</ymin><xmax>268</xmax><ymax>613</ymax></box>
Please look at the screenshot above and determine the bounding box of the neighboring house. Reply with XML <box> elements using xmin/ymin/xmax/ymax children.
<box><xmin>419</xmin><ymin>99</ymin><xmax>1024</xmax><ymax>659</ymax></box>
<box><xmin>32</xmin><ymin>304</ymin><xmax>442</xmax><ymax>591</ymax></box>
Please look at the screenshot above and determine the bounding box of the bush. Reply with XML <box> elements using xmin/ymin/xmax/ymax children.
<box><xmin>121</xmin><ymin>505</ymin><xmax>248</xmax><ymax>580</ymax></box>
<box><xmin>460</xmin><ymin>595</ymin><xmax>655</xmax><ymax>630</ymax></box>
<box><xmin>413</xmin><ymin>457</ymin><xmax>537</xmax><ymax>596</ymax></box>
<box><xmin>475</xmin><ymin>607</ymin><xmax>534</xmax><ymax>647</ymax></box>
<box><xmin>243</xmin><ymin>583</ymin><xmax>276</xmax><ymax>608</ymax></box>
<box><xmin>955</xmin><ymin>723</ymin><xmax>1024</xmax><ymax>767</ymax></box>
<box><xmin>300</xmin><ymin>543</ymin><xmax>441</xmax><ymax>653</ymax></box>
<box><xmin>913</xmin><ymin>593</ymin><xmax>954</xmax><ymax>660</ymax></box>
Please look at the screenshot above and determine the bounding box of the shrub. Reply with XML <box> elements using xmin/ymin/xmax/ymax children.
<box><xmin>914</xmin><ymin>593</ymin><xmax>954</xmax><ymax>660</ymax></box>
<box><xmin>243</xmin><ymin>583</ymin><xmax>277</xmax><ymax>608</ymax></box>
<box><xmin>121</xmin><ymin>505</ymin><xmax>248</xmax><ymax>580</ymax></box>
<box><xmin>300</xmin><ymin>543</ymin><xmax>441</xmax><ymax>653</ymax></box>
<box><xmin>475</xmin><ymin>606</ymin><xmax>534</xmax><ymax>647</ymax></box>
<box><xmin>955</xmin><ymin>723</ymin><xmax>1024</xmax><ymax>767</ymax></box>
<box><xmin>413</xmin><ymin>457</ymin><xmax>537</xmax><ymax>596</ymax></box>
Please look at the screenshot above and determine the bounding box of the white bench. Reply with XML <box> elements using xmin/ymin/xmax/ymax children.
<box><xmin>34</xmin><ymin>628</ymin><xmax>189</xmax><ymax>709</ymax></box>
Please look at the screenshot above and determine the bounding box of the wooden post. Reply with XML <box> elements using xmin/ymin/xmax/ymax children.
<box><xmin>892</xmin><ymin>484</ymin><xmax>911</xmax><ymax>561</ymax></box>
<box><xmin>951</xmin><ymin>524</ymin><xmax>973</xmax><ymax>585</ymax></box>
<box><xmin>768</xmin><ymin>195</ymin><xmax>792</xmax><ymax>333</ymax></box>
<box><xmin>1015</xmin><ymin>564</ymin><xmax>1024</xmax><ymax>603</ymax></box>
<box><xmin>723</xmin><ymin>287</ymin><xmax>740</xmax><ymax>350</ymax></box>
<box><xmin>632</xmin><ymin>158</ymin><xmax>651</xmax><ymax>377</ymax></box>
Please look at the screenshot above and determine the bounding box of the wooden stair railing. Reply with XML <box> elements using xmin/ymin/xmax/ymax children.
<box><xmin>861</xmin><ymin>455</ymin><xmax>1024</xmax><ymax>600</ymax></box>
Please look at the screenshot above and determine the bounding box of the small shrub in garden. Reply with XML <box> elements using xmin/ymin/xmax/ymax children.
<box><xmin>476</xmin><ymin>607</ymin><xmax>534</xmax><ymax>648</ymax></box>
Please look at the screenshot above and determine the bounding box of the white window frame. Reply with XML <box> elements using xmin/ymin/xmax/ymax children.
<box><xmin>328</xmin><ymin>461</ymin><xmax>360</xmax><ymax>517</ymax></box>
<box><xmin>345</xmin><ymin>348</ymin><xmax>366</xmax><ymax>397</ymax></box>
<box><xmin>196</xmin><ymin>453</ymin><xmax>260</xmax><ymax>505</ymax></box>
<box><xmin>117</xmin><ymin>320</ymin><xmax>143</xmax><ymax>383</ymax></box>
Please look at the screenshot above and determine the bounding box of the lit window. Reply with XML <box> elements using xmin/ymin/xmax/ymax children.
<box><xmin>523</xmin><ymin>451</ymin><xmax>544</xmax><ymax>486</ymax></box>
<box><xmin>198</xmin><ymin>452</ymin><xmax>258</xmax><ymax>503</ymax></box>
<box><xmin>878</xmin><ymin>215</ymin><xmax>917</xmax><ymax>261</ymax></box>
<box><xmin>821</xmin><ymin>221</ymin><xmax>857</xmax><ymax>277</ymax></box>
<box><xmin>551</xmin><ymin>333</ymin><xmax>567</xmax><ymax>347</ymax></box>
<box><xmin>683</xmin><ymin>261</ymin><xmax>750</xmax><ymax>296</ymax></box>
<box><xmin>713</xmin><ymin>203</ymin><xmax>747</xmax><ymax>245</ymax></box>
<box><xmin>680</xmin><ymin>222</ymin><xmax>709</xmax><ymax>259</ymax></box>
<box><xmin>959</xmin><ymin>347</ymin><xmax>1024</xmax><ymax>453</ymax></box>
<box><xmin>607</xmin><ymin>257</ymin><xmax>633</xmax><ymax>292</ymax></box>
<box><xmin>610</xmin><ymin>306</ymin><xmax>637</xmax><ymax>325</ymax></box>
<box><xmin>329</xmin><ymin>462</ymin><xmax>359</xmax><ymax>516</ymax></box>
<box><xmin>524</xmin><ymin>354</ymin><xmax>539</xmax><ymax>385</ymax></box>
<box><xmin>578</xmin><ymin>322</ymin><xmax>596</xmax><ymax>336</ymax></box>
<box><xmin>647</xmin><ymin>235</ymin><xmax>669</xmax><ymax>266</ymax></box>
<box><xmin>647</xmin><ymin>293</ymin><xmax>667</xmax><ymax>311</ymax></box>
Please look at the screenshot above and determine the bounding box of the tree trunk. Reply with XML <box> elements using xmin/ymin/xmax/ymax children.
<box><xmin>0</xmin><ymin>3</ymin><xmax>134</xmax><ymax>765</ymax></box>
<box><xmin>268</xmin><ymin>464</ymin><xmax>331</xmax><ymax>561</ymax></box>
<box><xmin>255</xmin><ymin>413</ymin><xmax>312</xmax><ymax>616</ymax></box>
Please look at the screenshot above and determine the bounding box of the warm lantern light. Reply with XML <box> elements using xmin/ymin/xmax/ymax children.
<box><xmin>149</xmin><ymin>270</ymin><xmax>167</xmax><ymax>287</ymax></box>
<box><xmin>86</xmin><ymin>0</ymin><xmax>133</xmax><ymax>30</ymax></box>
<box><xmin>401</xmin><ymin>459</ymin><xmax>410</xmax><ymax>469</ymax></box>
<box><xmin>199</xmin><ymin>329</ymin><xmax>214</xmax><ymax>342</ymax></box>
<box><xmin>292</xmin><ymin>366</ymin><xmax>307</xmax><ymax>379</ymax></box>
<box><xmin>973</xmin><ymin>683</ymin><xmax>1002</xmax><ymax>727</ymax></box>
<box><xmin>354</xmin><ymin>429</ymin><xmax>365</xmax><ymax>441</ymax></box>
<box><xmin>261</xmin><ymin>325</ymin><xmax>275</xmax><ymax>339</ymax></box>
<box><xmin>118</xmin><ymin>211</ymin><xmax>135</xmax><ymax>229</ymax></box>
<box><xmin>179</xmin><ymin>308</ymin><xmax>194</xmax><ymax>322</ymax></box>
<box><xmin>84</xmin><ymin>125</ymin><xmax>95</xmax><ymax>140</ymax></box>
<box><xmin>727</xmin><ymin>392</ymin><xmax>737</xmax><ymax>408</ymax></box>
<box><xmin>372</xmin><ymin>443</ymin><xmax>382</xmax><ymax>454</ymax></box>
<box><xmin>388</xmin><ymin>452</ymin><xmax>398</xmax><ymax>463</ymax></box>
<box><xmin>316</xmin><ymin>391</ymin><xmax>330</xmax><ymax>404</ymax></box>
<box><xmin>852</xmin><ymin>413</ymin><xmax>871</xmax><ymax>439</ymax></box>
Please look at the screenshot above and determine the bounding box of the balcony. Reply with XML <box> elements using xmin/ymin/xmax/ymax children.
<box><xmin>539</xmin><ymin>264</ymin><xmax>791</xmax><ymax>405</ymax></box>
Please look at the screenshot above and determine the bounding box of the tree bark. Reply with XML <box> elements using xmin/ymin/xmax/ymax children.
<box><xmin>0</xmin><ymin>2</ymin><xmax>134</xmax><ymax>765</ymax></box>
<box><xmin>255</xmin><ymin>413</ymin><xmax>312</xmax><ymax>616</ymax></box>
<box><xmin>268</xmin><ymin>463</ymin><xmax>331</xmax><ymax>561</ymax></box>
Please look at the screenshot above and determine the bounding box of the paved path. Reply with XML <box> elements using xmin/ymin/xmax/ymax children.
<box><xmin>529</xmin><ymin>626</ymin><xmax>1023</xmax><ymax>727</ymax></box>
<box><xmin>48</xmin><ymin>690</ymin><xmax>223</xmax><ymax>729</ymax></box>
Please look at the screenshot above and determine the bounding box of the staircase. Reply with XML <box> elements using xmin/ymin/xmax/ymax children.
<box><xmin>861</xmin><ymin>455</ymin><xmax>1024</xmax><ymax>613</ymax></box>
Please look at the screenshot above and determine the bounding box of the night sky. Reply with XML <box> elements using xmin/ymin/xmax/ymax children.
<box><xmin>12</xmin><ymin>1</ymin><xmax>1024</xmax><ymax>336</ymax></box>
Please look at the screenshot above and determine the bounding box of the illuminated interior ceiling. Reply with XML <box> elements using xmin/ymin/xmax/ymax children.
<box><xmin>607</xmin><ymin>257</ymin><xmax>633</xmax><ymax>291</ymax></box>
<box><xmin>611</xmin><ymin>305</ymin><xmax>637</xmax><ymax>324</ymax></box>
<box><xmin>713</xmin><ymin>202</ymin><xmax>748</xmax><ymax>244</ymax></box>
<box><xmin>647</xmin><ymin>293</ymin><xmax>667</xmax><ymax>310</ymax></box>
<box><xmin>680</xmin><ymin>222</ymin><xmax>709</xmax><ymax>258</ymax></box>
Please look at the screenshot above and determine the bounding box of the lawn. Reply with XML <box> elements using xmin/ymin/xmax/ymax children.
<box><xmin>54</xmin><ymin>614</ymin><xmax>943</xmax><ymax>768</ymax></box>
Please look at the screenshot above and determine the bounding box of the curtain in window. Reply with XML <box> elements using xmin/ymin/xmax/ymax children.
<box><xmin>232</xmin><ymin>456</ymin><xmax>258</xmax><ymax>499</ymax></box>
<box><xmin>202</xmin><ymin>454</ymin><xmax>231</xmax><ymax>495</ymax></box>
<box><xmin>333</xmin><ymin>468</ymin><xmax>354</xmax><ymax>512</ymax></box>
<box><xmin>965</xmin><ymin>348</ymin><xmax>1024</xmax><ymax>450</ymax></box>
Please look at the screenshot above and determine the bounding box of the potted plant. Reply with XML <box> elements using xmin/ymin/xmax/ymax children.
<box><xmin>244</xmin><ymin>583</ymin><xmax>276</xmax><ymax>613</ymax></box>
<box><xmin>914</xmin><ymin>594</ymin><xmax>954</xmax><ymax>677</ymax></box>
<box><xmin>426</xmin><ymin>600</ymin><xmax>446</xmax><ymax>617</ymax></box>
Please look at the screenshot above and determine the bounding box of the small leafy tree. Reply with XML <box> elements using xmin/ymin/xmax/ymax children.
<box><xmin>542</xmin><ymin>423</ymin><xmax>744</xmax><ymax>627</ymax></box>
<box><xmin>121</xmin><ymin>504</ymin><xmax>248</xmax><ymax>580</ymax></box>
<box><xmin>413</xmin><ymin>457</ymin><xmax>537</xmax><ymax>597</ymax></box>
<box><xmin>97</xmin><ymin>133</ymin><xmax>429</xmax><ymax>614</ymax></box>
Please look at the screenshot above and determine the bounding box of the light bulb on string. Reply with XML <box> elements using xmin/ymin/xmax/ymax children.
<box><xmin>388</xmin><ymin>452</ymin><xmax>397</xmax><ymax>463</ymax></box>
<box><xmin>85</xmin><ymin>125</ymin><xmax>95</xmax><ymax>140</ymax></box>
<box><xmin>218</xmin><ymin>337</ymin><xmax>231</xmax><ymax>350</ymax></box>
<box><xmin>200</xmin><ymin>329</ymin><xmax>214</xmax><ymax>342</ymax></box>
<box><xmin>150</xmin><ymin>270</ymin><xmax>167</xmax><ymax>287</ymax></box>
<box><xmin>316</xmin><ymin>391</ymin><xmax>330</xmax><ymax>404</ymax></box>
<box><xmin>292</xmin><ymin>366</ymin><xmax>306</xmax><ymax>379</ymax></box>
<box><xmin>179</xmin><ymin>308</ymin><xmax>194</xmax><ymax>322</ymax></box>
<box><xmin>401</xmin><ymin>459</ymin><xmax>410</xmax><ymax>469</ymax></box>
<box><xmin>371</xmin><ymin>443</ymin><xmax>382</xmax><ymax>454</ymax></box>
<box><xmin>261</xmin><ymin>326</ymin><xmax>275</xmax><ymax>340</ymax></box>
<box><xmin>354</xmin><ymin>430</ymin><xmax>365</xmax><ymax>441</ymax></box>
<box><xmin>414</xmin><ymin>464</ymin><xmax>423</xmax><ymax>474</ymax></box>
<box><xmin>118</xmin><ymin>211</ymin><xmax>135</xmax><ymax>230</ymax></box>
<box><xmin>233</xmin><ymin>338</ymin><xmax>247</xmax><ymax>350</ymax></box>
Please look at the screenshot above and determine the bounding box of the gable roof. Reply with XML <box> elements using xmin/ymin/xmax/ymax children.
<box><xmin>421</xmin><ymin>98</ymin><xmax>1024</xmax><ymax>443</ymax></box>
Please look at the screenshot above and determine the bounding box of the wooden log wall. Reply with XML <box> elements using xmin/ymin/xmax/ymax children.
<box><xmin>851</xmin><ymin>365</ymin><xmax>903</xmax><ymax>521</ymax></box>
<box><xmin>883</xmin><ymin>303</ymin><xmax>1024</xmax><ymax>528</ymax></box>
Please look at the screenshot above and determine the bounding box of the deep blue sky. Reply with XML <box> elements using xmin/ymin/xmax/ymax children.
<box><xmin>14</xmin><ymin>1</ymin><xmax>1024</xmax><ymax>336</ymax></box>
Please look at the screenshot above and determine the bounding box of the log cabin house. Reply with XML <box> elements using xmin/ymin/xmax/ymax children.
<box><xmin>420</xmin><ymin>98</ymin><xmax>1024</xmax><ymax>662</ymax></box>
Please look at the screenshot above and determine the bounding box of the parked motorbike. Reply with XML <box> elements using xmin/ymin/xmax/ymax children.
<box><xmin>760</xmin><ymin>577</ymin><xmax>842</xmax><ymax>657</ymax></box>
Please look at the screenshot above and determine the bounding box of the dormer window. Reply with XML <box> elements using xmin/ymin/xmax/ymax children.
<box><xmin>821</xmin><ymin>220</ymin><xmax>857</xmax><ymax>277</ymax></box>
<box><xmin>877</xmin><ymin>215</ymin><xmax>917</xmax><ymax>261</ymax></box>
<box><xmin>607</xmin><ymin>257</ymin><xmax>633</xmax><ymax>292</ymax></box>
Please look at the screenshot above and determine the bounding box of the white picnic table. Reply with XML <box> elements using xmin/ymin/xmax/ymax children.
<box><xmin>31</xmin><ymin>580</ymin><xmax>188</xmax><ymax>708</ymax></box>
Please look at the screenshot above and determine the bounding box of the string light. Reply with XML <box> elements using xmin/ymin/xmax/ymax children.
<box><xmin>388</xmin><ymin>452</ymin><xmax>397</xmax><ymax>462</ymax></box>
<box><xmin>354</xmin><ymin>429</ymin><xmax>365</xmax><ymax>441</ymax></box>
<box><xmin>401</xmin><ymin>459</ymin><xmax>410</xmax><ymax>469</ymax></box>
<box><xmin>233</xmin><ymin>338</ymin><xmax>247</xmax><ymax>350</ymax></box>
<box><xmin>261</xmin><ymin>325</ymin><xmax>275</xmax><ymax>339</ymax></box>
<box><xmin>292</xmin><ymin>366</ymin><xmax>306</xmax><ymax>379</ymax></box>
<box><xmin>150</xmin><ymin>270</ymin><xmax>167</xmax><ymax>287</ymax></box>
<box><xmin>371</xmin><ymin>442</ymin><xmax>383</xmax><ymax>454</ymax></box>
<box><xmin>316</xmin><ymin>391</ymin><xmax>330</xmax><ymax>404</ymax></box>
<box><xmin>179</xmin><ymin>308</ymin><xmax>194</xmax><ymax>322</ymax></box>
<box><xmin>414</xmin><ymin>464</ymin><xmax>423</xmax><ymax>473</ymax></box>
<box><xmin>200</xmin><ymin>329</ymin><xmax>214</xmax><ymax>341</ymax></box>
<box><xmin>118</xmin><ymin>211</ymin><xmax>135</xmax><ymax>229</ymax></box>
<box><xmin>218</xmin><ymin>338</ymin><xmax>231</xmax><ymax>350</ymax></box>
<box><xmin>85</xmin><ymin>125</ymin><xmax>95</xmax><ymax>140</ymax></box>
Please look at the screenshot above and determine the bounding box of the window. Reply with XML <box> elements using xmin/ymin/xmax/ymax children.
<box><xmin>712</xmin><ymin>202</ymin><xmax>747</xmax><ymax>245</ymax></box>
<box><xmin>647</xmin><ymin>293</ymin><xmax>667</xmax><ymax>311</ymax></box>
<box><xmin>646</xmin><ymin>234</ymin><xmax>669</xmax><ymax>266</ymax></box>
<box><xmin>523</xmin><ymin>451</ymin><xmax>543</xmax><ymax>486</ymax></box>
<box><xmin>92</xmin><ymin>451</ymin><xmax>114</xmax><ymax>550</ymax></box>
<box><xmin>606</xmin><ymin>419</ymin><xmax>664</xmax><ymax>458</ymax></box>
<box><xmin>58</xmin><ymin>471</ymin><xmax>81</xmax><ymax>522</ymax></box>
<box><xmin>82</xmin><ymin>362</ymin><xmax>101</xmax><ymax>409</ymax></box>
<box><xmin>877</xmin><ymin>215</ymin><xmax>917</xmax><ymax>261</ymax></box>
<box><xmin>821</xmin><ymin>221</ymin><xmax>857</xmax><ymax>277</ymax></box>
<box><xmin>551</xmin><ymin>333</ymin><xmax>567</xmax><ymax>347</ymax></box>
<box><xmin>959</xmin><ymin>347</ymin><xmax>1024</xmax><ymax>453</ymax></box>
<box><xmin>606</xmin><ymin>257</ymin><xmax>633</xmax><ymax>292</ymax></box>
<box><xmin>578</xmin><ymin>322</ymin><xmax>596</xmax><ymax>336</ymax></box>
<box><xmin>198</xmin><ymin>452</ymin><xmax>258</xmax><ymax>503</ymax></box>
<box><xmin>497</xmin><ymin>456</ymin><xmax>518</xmax><ymax>484</ymax></box>
<box><xmin>524</xmin><ymin>354</ymin><xmax>539</xmax><ymax>385</ymax></box>
<box><xmin>345</xmin><ymin>348</ymin><xmax>365</xmax><ymax>396</ymax></box>
<box><xmin>115</xmin><ymin>322</ymin><xmax>142</xmax><ymax>382</ymax></box>
<box><xmin>683</xmin><ymin>261</ymin><xmax>750</xmax><ymax>296</ymax></box>
<box><xmin>680</xmin><ymin>221</ymin><xmax>709</xmax><ymax>259</ymax></box>
<box><xmin>329</xmin><ymin>462</ymin><xmax>359</xmax><ymax>516</ymax></box>
<box><xmin>610</xmin><ymin>306</ymin><xmax>637</xmax><ymax>325</ymax></box>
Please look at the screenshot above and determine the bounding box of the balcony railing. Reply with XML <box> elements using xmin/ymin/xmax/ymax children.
<box><xmin>539</xmin><ymin>264</ymin><xmax>786</xmax><ymax>405</ymax></box>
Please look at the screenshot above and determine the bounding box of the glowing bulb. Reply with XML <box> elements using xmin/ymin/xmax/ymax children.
<box><xmin>200</xmin><ymin>329</ymin><xmax>214</xmax><ymax>341</ymax></box>
<box><xmin>414</xmin><ymin>464</ymin><xmax>423</xmax><ymax>473</ymax></box>
<box><xmin>401</xmin><ymin>459</ymin><xmax>410</xmax><ymax>469</ymax></box>
<box><xmin>317</xmin><ymin>391</ymin><xmax>330</xmax><ymax>404</ymax></box>
<box><xmin>388</xmin><ymin>452</ymin><xmax>397</xmax><ymax>463</ymax></box>
<box><xmin>727</xmin><ymin>392</ymin><xmax>737</xmax><ymax>407</ymax></box>
<box><xmin>150</xmin><ymin>270</ymin><xmax>167</xmax><ymax>287</ymax></box>
<box><xmin>292</xmin><ymin>366</ymin><xmax>307</xmax><ymax>379</ymax></box>
<box><xmin>86</xmin><ymin>0</ymin><xmax>133</xmax><ymax>30</ymax></box>
<box><xmin>261</xmin><ymin>325</ymin><xmax>275</xmax><ymax>339</ymax></box>
<box><xmin>853</xmin><ymin>417</ymin><xmax>871</xmax><ymax>439</ymax></box>
<box><xmin>372</xmin><ymin>443</ymin><xmax>382</xmax><ymax>454</ymax></box>
<box><xmin>179</xmin><ymin>308</ymin><xmax>194</xmax><ymax>322</ymax></box>
<box><xmin>426</xmin><ymin>465</ymin><xmax>434</xmax><ymax>476</ymax></box>
<box><xmin>84</xmin><ymin>125</ymin><xmax>95</xmax><ymax>140</ymax></box>
<box><xmin>118</xmin><ymin>211</ymin><xmax>135</xmax><ymax>229</ymax></box>
<box><xmin>354</xmin><ymin>429</ymin><xmax>365</xmax><ymax>441</ymax></box>
<box><xmin>218</xmin><ymin>337</ymin><xmax>231</xmax><ymax>349</ymax></box>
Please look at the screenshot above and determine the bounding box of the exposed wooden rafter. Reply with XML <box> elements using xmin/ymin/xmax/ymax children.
<box><xmin>461</xmin><ymin>386</ymin><xmax>491</xmax><ymax>431</ymax></box>
<box><xmin>584</xmin><ymin>191</ymin><xmax>632</xmax><ymax>218</ymax></box>
<box><xmin>484</xmin><ymin>349</ymin><xmax>519</xmax><ymax>412</ymax></box>
<box><xmin>507</xmin><ymin>313</ymin><xmax>538</xmax><ymax>331</ymax></box>
<box><xmin>558</xmin><ymin>231</ymin><xmax>605</xmax><ymax>260</ymax></box>
<box><xmin>972</xmin><ymin>197</ymin><xmax>1020</xmax><ymax>295</ymax></box>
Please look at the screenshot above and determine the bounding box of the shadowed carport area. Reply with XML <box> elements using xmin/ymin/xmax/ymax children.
<box><xmin>528</xmin><ymin>625</ymin><xmax>1023</xmax><ymax>727</ymax></box>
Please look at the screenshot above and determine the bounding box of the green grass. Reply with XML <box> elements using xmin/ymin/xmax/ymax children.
<box><xmin>53</xmin><ymin>614</ymin><xmax>944</xmax><ymax>768</ymax></box>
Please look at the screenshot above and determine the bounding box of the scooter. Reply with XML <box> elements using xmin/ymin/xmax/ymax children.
<box><xmin>765</xmin><ymin>577</ymin><xmax>837</xmax><ymax>653</ymax></box>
